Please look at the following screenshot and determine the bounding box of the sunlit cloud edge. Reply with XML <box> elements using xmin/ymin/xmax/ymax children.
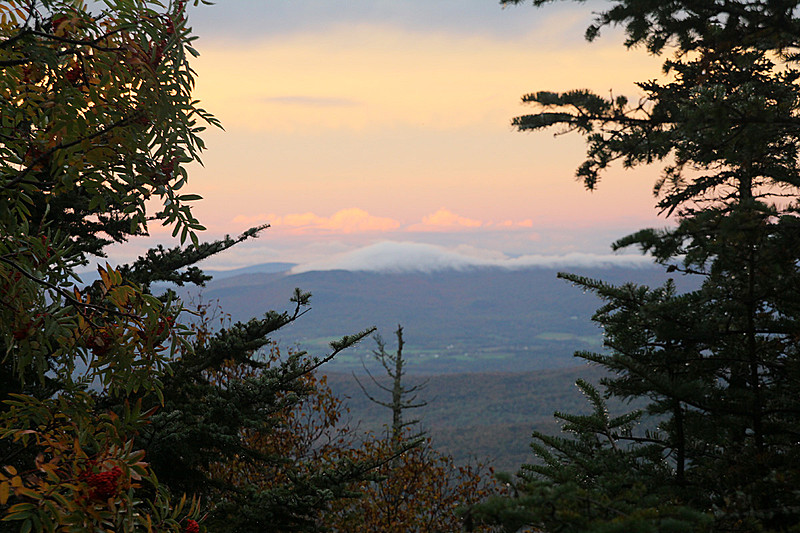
<box><xmin>290</xmin><ymin>241</ymin><xmax>656</xmax><ymax>274</ymax></box>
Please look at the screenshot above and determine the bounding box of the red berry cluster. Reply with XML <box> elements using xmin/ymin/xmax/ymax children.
<box><xmin>184</xmin><ymin>519</ymin><xmax>200</xmax><ymax>533</ymax></box>
<box><xmin>64</xmin><ymin>62</ymin><xmax>84</xmax><ymax>86</ymax></box>
<box><xmin>87</xmin><ymin>329</ymin><xmax>114</xmax><ymax>356</ymax></box>
<box><xmin>159</xmin><ymin>154</ymin><xmax>180</xmax><ymax>181</ymax></box>
<box><xmin>86</xmin><ymin>466</ymin><xmax>122</xmax><ymax>500</ymax></box>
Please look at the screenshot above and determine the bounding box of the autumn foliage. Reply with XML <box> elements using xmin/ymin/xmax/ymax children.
<box><xmin>325</xmin><ymin>434</ymin><xmax>504</xmax><ymax>532</ymax></box>
<box><xmin>0</xmin><ymin>0</ymin><xmax>214</xmax><ymax>530</ymax></box>
<box><xmin>0</xmin><ymin>1</ymin><xmax>502</xmax><ymax>531</ymax></box>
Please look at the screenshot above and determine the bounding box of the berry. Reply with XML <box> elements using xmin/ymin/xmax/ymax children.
<box><xmin>87</xmin><ymin>466</ymin><xmax>122</xmax><ymax>500</ymax></box>
<box><xmin>184</xmin><ymin>519</ymin><xmax>200</xmax><ymax>533</ymax></box>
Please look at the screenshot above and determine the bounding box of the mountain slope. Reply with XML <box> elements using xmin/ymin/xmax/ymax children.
<box><xmin>190</xmin><ymin>265</ymin><xmax>692</xmax><ymax>373</ymax></box>
<box><xmin>326</xmin><ymin>364</ymin><xmax>629</xmax><ymax>473</ymax></box>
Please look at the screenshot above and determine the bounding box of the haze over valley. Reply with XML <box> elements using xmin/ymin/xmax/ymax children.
<box><xmin>175</xmin><ymin>246</ymin><xmax>689</xmax><ymax>471</ymax></box>
<box><xmin>190</xmin><ymin>243</ymin><xmax>682</xmax><ymax>373</ymax></box>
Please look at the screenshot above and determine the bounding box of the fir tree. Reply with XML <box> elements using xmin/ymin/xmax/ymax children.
<box><xmin>331</xmin><ymin>327</ymin><xmax>502</xmax><ymax>533</ymax></box>
<box><xmin>477</xmin><ymin>0</ymin><xmax>800</xmax><ymax>531</ymax></box>
<box><xmin>355</xmin><ymin>325</ymin><xmax>428</xmax><ymax>446</ymax></box>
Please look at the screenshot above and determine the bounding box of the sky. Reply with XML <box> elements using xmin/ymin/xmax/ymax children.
<box><xmin>107</xmin><ymin>0</ymin><xmax>672</xmax><ymax>272</ymax></box>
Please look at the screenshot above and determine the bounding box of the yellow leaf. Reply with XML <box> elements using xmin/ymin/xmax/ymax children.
<box><xmin>14</xmin><ymin>487</ymin><xmax>41</xmax><ymax>500</ymax></box>
<box><xmin>99</xmin><ymin>264</ymin><xmax>111</xmax><ymax>287</ymax></box>
<box><xmin>7</xmin><ymin>502</ymin><xmax>35</xmax><ymax>513</ymax></box>
<box><xmin>0</xmin><ymin>482</ymin><xmax>9</xmax><ymax>505</ymax></box>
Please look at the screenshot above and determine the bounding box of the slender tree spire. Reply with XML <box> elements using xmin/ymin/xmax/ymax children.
<box><xmin>355</xmin><ymin>325</ymin><xmax>428</xmax><ymax>447</ymax></box>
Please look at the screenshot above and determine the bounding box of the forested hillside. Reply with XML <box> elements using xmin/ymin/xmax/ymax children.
<box><xmin>181</xmin><ymin>265</ymin><xmax>697</xmax><ymax>372</ymax></box>
<box><xmin>327</xmin><ymin>365</ymin><xmax>627</xmax><ymax>473</ymax></box>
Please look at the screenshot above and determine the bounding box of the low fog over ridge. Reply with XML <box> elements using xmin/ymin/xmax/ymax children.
<box><xmin>290</xmin><ymin>241</ymin><xmax>656</xmax><ymax>274</ymax></box>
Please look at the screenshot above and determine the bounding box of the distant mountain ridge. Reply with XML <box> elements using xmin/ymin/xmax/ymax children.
<box><xmin>181</xmin><ymin>263</ymin><xmax>697</xmax><ymax>374</ymax></box>
<box><xmin>203</xmin><ymin>262</ymin><xmax>296</xmax><ymax>279</ymax></box>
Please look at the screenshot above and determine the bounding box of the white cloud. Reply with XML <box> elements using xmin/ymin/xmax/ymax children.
<box><xmin>290</xmin><ymin>241</ymin><xmax>656</xmax><ymax>274</ymax></box>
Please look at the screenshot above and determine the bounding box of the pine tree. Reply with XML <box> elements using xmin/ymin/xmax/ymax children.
<box><xmin>477</xmin><ymin>0</ymin><xmax>800</xmax><ymax>531</ymax></box>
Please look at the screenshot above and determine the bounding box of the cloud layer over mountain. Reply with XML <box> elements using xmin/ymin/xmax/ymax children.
<box><xmin>291</xmin><ymin>241</ymin><xmax>656</xmax><ymax>274</ymax></box>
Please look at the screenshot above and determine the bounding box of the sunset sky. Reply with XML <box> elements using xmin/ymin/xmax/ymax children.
<box><xmin>110</xmin><ymin>0</ymin><xmax>672</xmax><ymax>271</ymax></box>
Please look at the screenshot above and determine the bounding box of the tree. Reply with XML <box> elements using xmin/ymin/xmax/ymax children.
<box><xmin>327</xmin><ymin>434</ymin><xmax>502</xmax><ymax>533</ymax></box>
<box><xmin>355</xmin><ymin>325</ymin><xmax>428</xmax><ymax>446</ymax></box>
<box><xmin>137</xmin><ymin>299</ymin><xmax>381</xmax><ymax>533</ymax></box>
<box><xmin>327</xmin><ymin>327</ymin><xmax>504</xmax><ymax>533</ymax></box>
<box><xmin>0</xmin><ymin>0</ymin><xmax>214</xmax><ymax>529</ymax></box>
<box><xmin>0</xmin><ymin>1</ymin><xmax>380</xmax><ymax>531</ymax></box>
<box><xmin>477</xmin><ymin>0</ymin><xmax>800</xmax><ymax>531</ymax></box>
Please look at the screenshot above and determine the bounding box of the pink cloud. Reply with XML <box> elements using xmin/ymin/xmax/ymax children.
<box><xmin>231</xmin><ymin>209</ymin><xmax>533</xmax><ymax>236</ymax></box>
<box><xmin>494</xmin><ymin>218</ymin><xmax>534</xmax><ymax>228</ymax></box>
<box><xmin>324</xmin><ymin>208</ymin><xmax>401</xmax><ymax>233</ymax></box>
<box><xmin>407</xmin><ymin>208</ymin><xmax>483</xmax><ymax>232</ymax></box>
<box><xmin>233</xmin><ymin>208</ymin><xmax>400</xmax><ymax>234</ymax></box>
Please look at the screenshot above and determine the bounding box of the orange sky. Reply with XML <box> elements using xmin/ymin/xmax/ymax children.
<box><xmin>111</xmin><ymin>1</ymin><xmax>674</xmax><ymax>269</ymax></box>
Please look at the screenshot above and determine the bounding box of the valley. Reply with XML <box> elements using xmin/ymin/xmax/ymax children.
<box><xmin>173</xmin><ymin>262</ymin><xmax>684</xmax><ymax>471</ymax></box>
